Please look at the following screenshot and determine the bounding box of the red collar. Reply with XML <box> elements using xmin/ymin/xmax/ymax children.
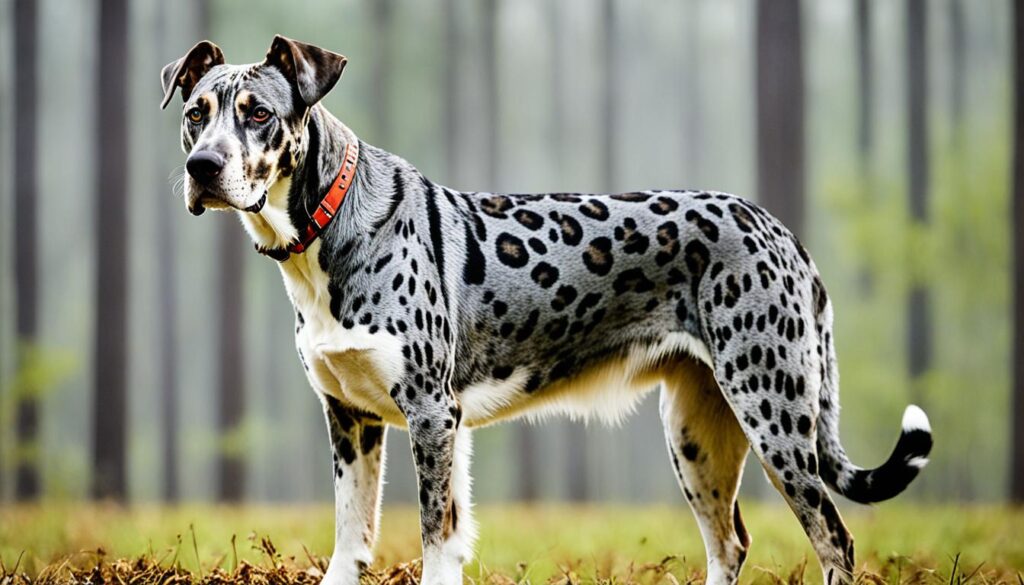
<box><xmin>257</xmin><ymin>140</ymin><xmax>359</xmax><ymax>261</ymax></box>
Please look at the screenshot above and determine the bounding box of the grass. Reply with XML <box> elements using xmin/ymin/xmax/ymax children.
<box><xmin>0</xmin><ymin>503</ymin><xmax>1022</xmax><ymax>583</ymax></box>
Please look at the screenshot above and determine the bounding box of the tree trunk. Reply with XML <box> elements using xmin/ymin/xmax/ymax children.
<box><xmin>216</xmin><ymin>228</ymin><xmax>246</xmax><ymax>502</ymax></box>
<box><xmin>92</xmin><ymin>0</ymin><xmax>130</xmax><ymax>501</ymax></box>
<box><xmin>13</xmin><ymin>0</ymin><xmax>40</xmax><ymax>501</ymax></box>
<box><xmin>855</xmin><ymin>0</ymin><xmax>874</xmax><ymax>165</ymax></box>
<box><xmin>906</xmin><ymin>0</ymin><xmax>931</xmax><ymax>403</ymax></box>
<box><xmin>949</xmin><ymin>0</ymin><xmax>966</xmax><ymax>146</ymax></box>
<box><xmin>154</xmin><ymin>0</ymin><xmax>180</xmax><ymax>504</ymax></box>
<box><xmin>373</xmin><ymin>0</ymin><xmax>393</xmax><ymax>146</ymax></box>
<box><xmin>1010</xmin><ymin>0</ymin><xmax>1024</xmax><ymax>504</ymax></box>
<box><xmin>443</xmin><ymin>0</ymin><xmax>459</xmax><ymax>183</ymax></box>
<box><xmin>755</xmin><ymin>0</ymin><xmax>805</xmax><ymax>237</ymax></box>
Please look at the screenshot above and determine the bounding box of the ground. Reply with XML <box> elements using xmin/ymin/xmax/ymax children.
<box><xmin>0</xmin><ymin>503</ymin><xmax>1021</xmax><ymax>584</ymax></box>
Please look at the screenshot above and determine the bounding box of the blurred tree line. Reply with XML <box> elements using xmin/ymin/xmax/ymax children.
<box><xmin>0</xmin><ymin>0</ymin><xmax>1019</xmax><ymax>504</ymax></box>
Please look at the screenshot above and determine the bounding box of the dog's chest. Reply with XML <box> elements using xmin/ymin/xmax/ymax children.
<box><xmin>279</xmin><ymin>244</ymin><xmax>407</xmax><ymax>425</ymax></box>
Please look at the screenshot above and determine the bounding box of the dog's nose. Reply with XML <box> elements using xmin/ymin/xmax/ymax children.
<box><xmin>186</xmin><ymin>150</ymin><xmax>225</xmax><ymax>185</ymax></box>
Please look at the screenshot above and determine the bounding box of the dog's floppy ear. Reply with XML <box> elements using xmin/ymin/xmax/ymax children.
<box><xmin>160</xmin><ymin>40</ymin><xmax>225</xmax><ymax>109</ymax></box>
<box><xmin>264</xmin><ymin>35</ymin><xmax>348</xmax><ymax>109</ymax></box>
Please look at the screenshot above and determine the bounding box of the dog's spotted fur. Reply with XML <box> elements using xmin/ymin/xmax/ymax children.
<box><xmin>162</xmin><ymin>36</ymin><xmax>934</xmax><ymax>585</ymax></box>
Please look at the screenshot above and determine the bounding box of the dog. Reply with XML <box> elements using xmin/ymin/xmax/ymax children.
<box><xmin>161</xmin><ymin>36</ymin><xmax>933</xmax><ymax>585</ymax></box>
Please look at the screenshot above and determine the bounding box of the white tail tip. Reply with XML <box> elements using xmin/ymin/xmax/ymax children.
<box><xmin>902</xmin><ymin>404</ymin><xmax>931</xmax><ymax>433</ymax></box>
<box><xmin>907</xmin><ymin>456</ymin><xmax>929</xmax><ymax>469</ymax></box>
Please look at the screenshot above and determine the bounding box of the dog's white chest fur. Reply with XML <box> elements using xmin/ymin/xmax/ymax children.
<box><xmin>239</xmin><ymin>182</ymin><xmax>406</xmax><ymax>425</ymax></box>
<box><xmin>283</xmin><ymin>248</ymin><xmax>406</xmax><ymax>425</ymax></box>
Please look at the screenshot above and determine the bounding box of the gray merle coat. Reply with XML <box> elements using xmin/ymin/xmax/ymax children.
<box><xmin>161</xmin><ymin>36</ymin><xmax>933</xmax><ymax>585</ymax></box>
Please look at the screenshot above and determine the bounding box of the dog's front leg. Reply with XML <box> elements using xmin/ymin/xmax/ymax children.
<box><xmin>320</xmin><ymin>394</ymin><xmax>387</xmax><ymax>585</ymax></box>
<box><xmin>406</xmin><ymin>399</ymin><xmax>473</xmax><ymax>585</ymax></box>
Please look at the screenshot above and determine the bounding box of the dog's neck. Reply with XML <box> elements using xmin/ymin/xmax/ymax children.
<box><xmin>238</xmin><ymin>105</ymin><xmax>357</xmax><ymax>251</ymax></box>
<box><xmin>238</xmin><ymin>104</ymin><xmax>421</xmax><ymax>292</ymax></box>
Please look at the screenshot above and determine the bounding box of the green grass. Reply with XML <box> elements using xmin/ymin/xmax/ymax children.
<box><xmin>1</xmin><ymin>503</ymin><xmax>1022</xmax><ymax>583</ymax></box>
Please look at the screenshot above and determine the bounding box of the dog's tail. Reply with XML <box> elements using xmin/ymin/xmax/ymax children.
<box><xmin>813</xmin><ymin>293</ymin><xmax>933</xmax><ymax>504</ymax></box>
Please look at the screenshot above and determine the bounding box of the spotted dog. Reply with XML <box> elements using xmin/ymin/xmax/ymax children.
<box><xmin>161</xmin><ymin>36</ymin><xmax>933</xmax><ymax>585</ymax></box>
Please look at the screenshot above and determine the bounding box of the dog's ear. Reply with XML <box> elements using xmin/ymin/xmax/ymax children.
<box><xmin>160</xmin><ymin>40</ymin><xmax>225</xmax><ymax>110</ymax></box>
<box><xmin>264</xmin><ymin>35</ymin><xmax>348</xmax><ymax>109</ymax></box>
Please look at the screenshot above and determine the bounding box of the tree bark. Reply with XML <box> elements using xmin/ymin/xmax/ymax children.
<box><xmin>906</xmin><ymin>0</ymin><xmax>931</xmax><ymax>398</ymax></box>
<box><xmin>14</xmin><ymin>0</ymin><xmax>40</xmax><ymax>501</ymax></box>
<box><xmin>92</xmin><ymin>0</ymin><xmax>130</xmax><ymax>501</ymax></box>
<box><xmin>755</xmin><ymin>0</ymin><xmax>805</xmax><ymax>237</ymax></box>
<box><xmin>1010</xmin><ymin>0</ymin><xmax>1024</xmax><ymax>504</ymax></box>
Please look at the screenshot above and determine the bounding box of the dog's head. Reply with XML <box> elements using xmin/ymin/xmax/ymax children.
<box><xmin>161</xmin><ymin>36</ymin><xmax>347</xmax><ymax>216</ymax></box>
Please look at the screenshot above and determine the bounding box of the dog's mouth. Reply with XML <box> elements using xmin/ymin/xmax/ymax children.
<box><xmin>187</xmin><ymin>190</ymin><xmax>267</xmax><ymax>216</ymax></box>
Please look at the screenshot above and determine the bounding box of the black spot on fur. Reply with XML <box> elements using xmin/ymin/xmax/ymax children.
<box><xmin>682</xmin><ymin>442</ymin><xmax>699</xmax><ymax>461</ymax></box>
<box><xmin>612</xmin><ymin>268</ymin><xmax>656</xmax><ymax>295</ymax></box>
<box><xmin>551</xmin><ymin>285</ymin><xmax>578</xmax><ymax>312</ymax></box>
<box><xmin>514</xmin><ymin>209</ymin><xmax>545</xmax><ymax>230</ymax></box>
<box><xmin>360</xmin><ymin>425</ymin><xmax>384</xmax><ymax>455</ymax></box>
<box><xmin>583</xmin><ymin>237</ymin><xmax>614</xmax><ymax>276</ymax></box>
<box><xmin>649</xmin><ymin>196</ymin><xmax>679</xmax><ymax>215</ymax></box>
<box><xmin>495</xmin><ymin>233</ymin><xmax>529</xmax><ymax>268</ymax></box>
<box><xmin>531</xmin><ymin>262</ymin><xmax>560</xmax><ymax>288</ymax></box>
<box><xmin>462</xmin><ymin>219</ymin><xmax>486</xmax><ymax>285</ymax></box>
<box><xmin>551</xmin><ymin>212</ymin><xmax>583</xmax><ymax>245</ymax></box>
<box><xmin>481</xmin><ymin>195</ymin><xmax>513</xmax><ymax>218</ymax></box>
<box><xmin>685</xmin><ymin>210</ymin><xmax>720</xmax><ymax>242</ymax></box>
<box><xmin>579</xmin><ymin>199</ymin><xmax>610</xmax><ymax>220</ymax></box>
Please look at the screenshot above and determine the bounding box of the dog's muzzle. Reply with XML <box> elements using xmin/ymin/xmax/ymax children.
<box><xmin>186</xmin><ymin>150</ymin><xmax>225</xmax><ymax>185</ymax></box>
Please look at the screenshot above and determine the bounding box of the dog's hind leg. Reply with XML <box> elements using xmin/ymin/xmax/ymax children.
<box><xmin>320</xmin><ymin>394</ymin><xmax>387</xmax><ymax>585</ymax></box>
<box><xmin>705</xmin><ymin>330</ymin><xmax>855</xmax><ymax>583</ymax></box>
<box><xmin>659</xmin><ymin>357</ymin><xmax>751</xmax><ymax>585</ymax></box>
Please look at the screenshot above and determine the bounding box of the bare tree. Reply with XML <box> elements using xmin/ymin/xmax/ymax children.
<box><xmin>373</xmin><ymin>0</ymin><xmax>394</xmax><ymax>146</ymax></box>
<box><xmin>154</xmin><ymin>0</ymin><xmax>180</xmax><ymax>503</ymax></box>
<box><xmin>443</xmin><ymin>0</ymin><xmax>459</xmax><ymax>183</ymax></box>
<box><xmin>855</xmin><ymin>0</ymin><xmax>874</xmax><ymax>167</ymax></box>
<box><xmin>92</xmin><ymin>0</ymin><xmax>130</xmax><ymax>501</ymax></box>
<box><xmin>1011</xmin><ymin>0</ymin><xmax>1024</xmax><ymax>504</ymax></box>
<box><xmin>906</xmin><ymin>0</ymin><xmax>931</xmax><ymax>406</ymax></box>
<box><xmin>216</xmin><ymin>231</ymin><xmax>246</xmax><ymax>502</ymax></box>
<box><xmin>755</xmin><ymin>0</ymin><xmax>805</xmax><ymax>237</ymax></box>
<box><xmin>949</xmin><ymin>0</ymin><xmax>966</xmax><ymax>146</ymax></box>
<box><xmin>13</xmin><ymin>0</ymin><xmax>40</xmax><ymax>501</ymax></box>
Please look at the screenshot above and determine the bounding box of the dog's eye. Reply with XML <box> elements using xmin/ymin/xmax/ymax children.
<box><xmin>252</xmin><ymin>107</ymin><xmax>271</xmax><ymax>123</ymax></box>
<box><xmin>186</xmin><ymin>107</ymin><xmax>204</xmax><ymax>124</ymax></box>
